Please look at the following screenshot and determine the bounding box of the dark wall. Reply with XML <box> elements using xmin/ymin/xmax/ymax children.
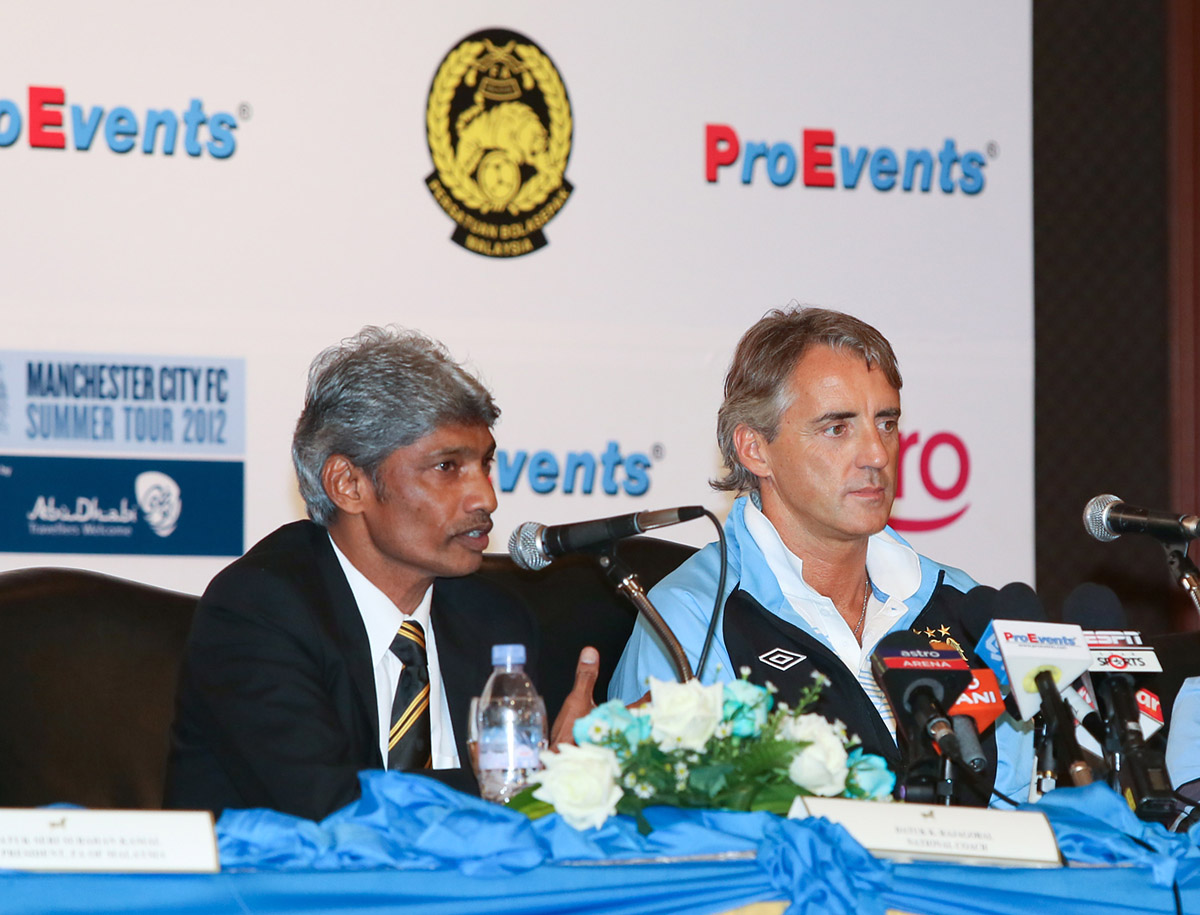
<box><xmin>1033</xmin><ymin>2</ymin><xmax>1179</xmax><ymax>631</ymax></box>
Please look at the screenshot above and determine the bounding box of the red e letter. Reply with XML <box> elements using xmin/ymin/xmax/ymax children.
<box><xmin>29</xmin><ymin>85</ymin><xmax>65</xmax><ymax>149</ymax></box>
<box><xmin>802</xmin><ymin>129</ymin><xmax>835</xmax><ymax>187</ymax></box>
<box><xmin>705</xmin><ymin>123</ymin><xmax>740</xmax><ymax>182</ymax></box>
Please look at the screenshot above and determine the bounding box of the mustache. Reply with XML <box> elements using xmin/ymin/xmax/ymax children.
<box><xmin>450</xmin><ymin>512</ymin><xmax>493</xmax><ymax>536</ymax></box>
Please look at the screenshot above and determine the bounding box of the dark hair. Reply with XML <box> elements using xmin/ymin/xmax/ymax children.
<box><xmin>292</xmin><ymin>325</ymin><xmax>499</xmax><ymax>525</ymax></box>
<box><xmin>713</xmin><ymin>306</ymin><xmax>902</xmax><ymax>493</ymax></box>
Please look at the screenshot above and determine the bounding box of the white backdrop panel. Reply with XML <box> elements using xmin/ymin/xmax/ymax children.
<box><xmin>0</xmin><ymin>1</ymin><xmax>1033</xmax><ymax>593</ymax></box>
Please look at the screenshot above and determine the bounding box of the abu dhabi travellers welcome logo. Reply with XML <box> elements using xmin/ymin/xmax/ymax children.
<box><xmin>425</xmin><ymin>28</ymin><xmax>573</xmax><ymax>258</ymax></box>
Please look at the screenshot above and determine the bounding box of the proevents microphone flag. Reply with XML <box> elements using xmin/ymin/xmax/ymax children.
<box><xmin>991</xmin><ymin>619</ymin><xmax>1093</xmax><ymax>720</ymax></box>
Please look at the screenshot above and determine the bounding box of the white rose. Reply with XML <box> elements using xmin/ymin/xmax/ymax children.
<box><xmin>532</xmin><ymin>743</ymin><xmax>623</xmax><ymax>830</ymax></box>
<box><xmin>647</xmin><ymin>677</ymin><xmax>724</xmax><ymax>752</ymax></box>
<box><xmin>781</xmin><ymin>713</ymin><xmax>849</xmax><ymax>796</ymax></box>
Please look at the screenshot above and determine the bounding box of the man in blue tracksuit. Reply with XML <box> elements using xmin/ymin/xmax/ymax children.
<box><xmin>610</xmin><ymin>306</ymin><xmax>1032</xmax><ymax>806</ymax></box>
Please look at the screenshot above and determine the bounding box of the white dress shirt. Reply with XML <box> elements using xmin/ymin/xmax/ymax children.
<box><xmin>742</xmin><ymin>500</ymin><xmax>924</xmax><ymax>738</ymax></box>
<box><xmin>329</xmin><ymin>536</ymin><xmax>460</xmax><ymax>769</ymax></box>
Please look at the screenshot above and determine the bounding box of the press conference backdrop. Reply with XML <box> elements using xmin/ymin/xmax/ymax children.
<box><xmin>0</xmin><ymin>2</ymin><xmax>1033</xmax><ymax>596</ymax></box>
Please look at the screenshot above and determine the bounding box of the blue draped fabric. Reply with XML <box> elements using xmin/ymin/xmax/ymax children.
<box><xmin>4</xmin><ymin>771</ymin><xmax>1200</xmax><ymax>915</ymax></box>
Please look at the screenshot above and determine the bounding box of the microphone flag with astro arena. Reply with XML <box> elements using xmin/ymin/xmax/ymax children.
<box><xmin>871</xmin><ymin>630</ymin><xmax>972</xmax><ymax>761</ymax></box>
<box><xmin>508</xmin><ymin>506</ymin><xmax>705</xmax><ymax>571</ymax></box>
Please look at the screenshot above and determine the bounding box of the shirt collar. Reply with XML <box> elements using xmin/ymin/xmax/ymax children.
<box><xmin>328</xmin><ymin>534</ymin><xmax>435</xmax><ymax>667</ymax></box>
<box><xmin>742</xmin><ymin>498</ymin><xmax>922</xmax><ymax>602</ymax></box>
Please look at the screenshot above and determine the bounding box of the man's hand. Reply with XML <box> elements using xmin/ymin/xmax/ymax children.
<box><xmin>549</xmin><ymin>646</ymin><xmax>600</xmax><ymax>748</ymax></box>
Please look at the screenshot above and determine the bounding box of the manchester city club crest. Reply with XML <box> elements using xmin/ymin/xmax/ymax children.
<box><xmin>425</xmin><ymin>28</ymin><xmax>573</xmax><ymax>258</ymax></box>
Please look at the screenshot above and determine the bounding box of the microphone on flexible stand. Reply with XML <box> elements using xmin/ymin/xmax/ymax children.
<box><xmin>508</xmin><ymin>506</ymin><xmax>705</xmax><ymax>570</ymax></box>
<box><xmin>1083</xmin><ymin>495</ymin><xmax>1200</xmax><ymax>619</ymax></box>
<box><xmin>1082</xmin><ymin>495</ymin><xmax>1200</xmax><ymax>543</ymax></box>
<box><xmin>507</xmin><ymin>506</ymin><xmax>707</xmax><ymax>684</ymax></box>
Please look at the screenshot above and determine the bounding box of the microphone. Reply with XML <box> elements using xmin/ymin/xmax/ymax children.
<box><xmin>990</xmin><ymin>599</ymin><xmax>1095</xmax><ymax>788</ymax></box>
<box><xmin>871</xmin><ymin>631</ymin><xmax>971</xmax><ymax>763</ymax></box>
<box><xmin>1061</xmin><ymin>584</ymin><xmax>1175</xmax><ymax>820</ymax></box>
<box><xmin>508</xmin><ymin>506</ymin><xmax>705</xmax><ymax>571</ymax></box>
<box><xmin>1062</xmin><ymin>583</ymin><xmax>1165</xmax><ymax>740</ymax></box>
<box><xmin>1083</xmin><ymin>494</ymin><xmax>1200</xmax><ymax>543</ymax></box>
<box><xmin>946</xmin><ymin>669</ymin><xmax>1006</xmax><ymax>772</ymax></box>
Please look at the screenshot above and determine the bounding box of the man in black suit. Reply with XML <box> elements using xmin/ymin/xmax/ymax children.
<box><xmin>165</xmin><ymin>327</ymin><xmax>596</xmax><ymax>821</ymax></box>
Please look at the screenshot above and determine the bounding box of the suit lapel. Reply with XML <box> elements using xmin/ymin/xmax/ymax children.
<box><xmin>306</xmin><ymin>523</ymin><xmax>382</xmax><ymax>765</ymax></box>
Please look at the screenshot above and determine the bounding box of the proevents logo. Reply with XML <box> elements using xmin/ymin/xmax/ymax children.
<box><xmin>705</xmin><ymin>124</ymin><xmax>993</xmax><ymax>194</ymax></box>
<box><xmin>0</xmin><ymin>86</ymin><xmax>243</xmax><ymax>159</ymax></box>
<box><xmin>495</xmin><ymin>441</ymin><xmax>655</xmax><ymax>496</ymax></box>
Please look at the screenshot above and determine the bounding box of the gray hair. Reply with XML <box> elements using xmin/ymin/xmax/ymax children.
<box><xmin>713</xmin><ymin>306</ymin><xmax>902</xmax><ymax>494</ymax></box>
<box><xmin>292</xmin><ymin>325</ymin><xmax>500</xmax><ymax>525</ymax></box>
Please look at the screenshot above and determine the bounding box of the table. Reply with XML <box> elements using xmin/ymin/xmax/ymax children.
<box><xmin>2</xmin><ymin>775</ymin><xmax>1197</xmax><ymax>915</ymax></box>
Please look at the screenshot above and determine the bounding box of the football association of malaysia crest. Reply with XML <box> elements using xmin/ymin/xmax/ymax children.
<box><xmin>424</xmin><ymin>28</ymin><xmax>573</xmax><ymax>258</ymax></box>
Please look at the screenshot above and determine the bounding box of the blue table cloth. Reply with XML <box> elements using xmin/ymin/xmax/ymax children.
<box><xmin>3</xmin><ymin>772</ymin><xmax>1198</xmax><ymax>915</ymax></box>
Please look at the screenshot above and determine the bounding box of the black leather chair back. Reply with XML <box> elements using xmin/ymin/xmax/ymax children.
<box><xmin>0</xmin><ymin>568</ymin><xmax>196</xmax><ymax>809</ymax></box>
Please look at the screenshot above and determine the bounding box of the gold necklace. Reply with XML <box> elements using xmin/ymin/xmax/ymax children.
<box><xmin>853</xmin><ymin>574</ymin><xmax>870</xmax><ymax>639</ymax></box>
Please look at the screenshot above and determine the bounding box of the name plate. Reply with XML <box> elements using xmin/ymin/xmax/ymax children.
<box><xmin>0</xmin><ymin>809</ymin><xmax>218</xmax><ymax>873</ymax></box>
<box><xmin>789</xmin><ymin>797</ymin><xmax>1062</xmax><ymax>868</ymax></box>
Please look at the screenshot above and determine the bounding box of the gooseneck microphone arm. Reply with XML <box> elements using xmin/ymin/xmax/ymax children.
<box><xmin>593</xmin><ymin>550</ymin><xmax>693</xmax><ymax>683</ymax></box>
<box><xmin>1162</xmin><ymin>538</ymin><xmax>1200</xmax><ymax>619</ymax></box>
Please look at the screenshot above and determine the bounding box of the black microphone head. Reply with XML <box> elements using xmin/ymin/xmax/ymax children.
<box><xmin>959</xmin><ymin>584</ymin><xmax>1001</xmax><ymax>646</ymax></box>
<box><xmin>1062</xmin><ymin>582</ymin><xmax>1127</xmax><ymax>630</ymax></box>
<box><xmin>1083</xmin><ymin>494</ymin><xmax>1121</xmax><ymax>542</ymax></box>
<box><xmin>995</xmin><ymin>581</ymin><xmax>1047</xmax><ymax>623</ymax></box>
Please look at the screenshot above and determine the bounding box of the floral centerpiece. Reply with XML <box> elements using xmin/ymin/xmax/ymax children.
<box><xmin>509</xmin><ymin>672</ymin><xmax>895</xmax><ymax>832</ymax></box>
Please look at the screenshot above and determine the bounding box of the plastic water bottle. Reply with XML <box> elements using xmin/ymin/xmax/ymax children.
<box><xmin>475</xmin><ymin>643</ymin><xmax>547</xmax><ymax>803</ymax></box>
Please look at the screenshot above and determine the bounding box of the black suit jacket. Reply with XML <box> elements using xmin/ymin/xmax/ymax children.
<box><xmin>163</xmin><ymin>520</ymin><xmax>538</xmax><ymax>821</ymax></box>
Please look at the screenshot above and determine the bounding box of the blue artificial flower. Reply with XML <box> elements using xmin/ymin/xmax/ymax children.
<box><xmin>573</xmin><ymin>699</ymin><xmax>650</xmax><ymax>756</ymax></box>
<box><xmin>846</xmin><ymin>748</ymin><xmax>896</xmax><ymax>800</ymax></box>
<box><xmin>722</xmin><ymin>679</ymin><xmax>773</xmax><ymax>738</ymax></box>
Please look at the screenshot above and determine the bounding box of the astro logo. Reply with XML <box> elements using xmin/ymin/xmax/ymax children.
<box><xmin>495</xmin><ymin>441</ymin><xmax>653</xmax><ymax>496</ymax></box>
<box><xmin>0</xmin><ymin>86</ymin><xmax>238</xmax><ymax>158</ymax></box>
<box><xmin>705</xmin><ymin>124</ymin><xmax>989</xmax><ymax>194</ymax></box>
<box><xmin>890</xmin><ymin>429</ymin><xmax>970</xmax><ymax>533</ymax></box>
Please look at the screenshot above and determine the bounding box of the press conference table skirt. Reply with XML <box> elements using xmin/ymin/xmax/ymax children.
<box><xmin>2</xmin><ymin>773</ymin><xmax>1198</xmax><ymax>915</ymax></box>
<box><xmin>1</xmin><ymin>854</ymin><xmax>1195</xmax><ymax>915</ymax></box>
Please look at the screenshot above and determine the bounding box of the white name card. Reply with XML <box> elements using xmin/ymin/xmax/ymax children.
<box><xmin>789</xmin><ymin>797</ymin><xmax>1062</xmax><ymax>868</ymax></box>
<box><xmin>0</xmin><ymin>809</ymin><xmax>218</xmax><ymax>873</ymax></box>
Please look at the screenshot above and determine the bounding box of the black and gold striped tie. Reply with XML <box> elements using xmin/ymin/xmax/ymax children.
<box><xmin>387</xmin><ymin>619</ymin><xmax>431</xmax><ymax>770</ymax></box>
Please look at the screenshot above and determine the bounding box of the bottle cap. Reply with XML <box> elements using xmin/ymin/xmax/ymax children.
<box><xmin>491</xmin><ymin>643</ymin><xmax>526</xmax><ymax>666</ymax></box>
